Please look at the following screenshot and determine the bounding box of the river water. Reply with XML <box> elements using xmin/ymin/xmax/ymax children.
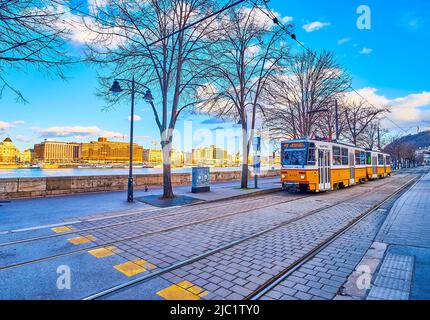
<box><xmin>0</xmin><ymin>166</ymin><xmax>279</xmax><ymax>179</ymax></box>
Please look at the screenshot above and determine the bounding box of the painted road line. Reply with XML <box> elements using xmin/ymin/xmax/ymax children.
<box><xmin>68</xmin><ymin>235</ymin><xmax>96</xmax><ymax>245</ymax></box>
<box><xmin>157</xmin><ymin>281</ymin><xmax>209</xmax><ymax>300</ymax></box>
<box><xmin>114</xmin><ymin>259</ymin><xmax>156</xmax><ymax>277</ymax></box>
<box><xmin>88</xmin><ymin>246</ymin><xmax>118</xmax><ymax>258</ymax></box>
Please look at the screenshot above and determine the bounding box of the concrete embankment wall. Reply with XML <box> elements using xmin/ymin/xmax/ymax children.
<box><xmin>0</xmin><ymin>170</ymin><xmax>279</xmax><ymax>199</ymax></box>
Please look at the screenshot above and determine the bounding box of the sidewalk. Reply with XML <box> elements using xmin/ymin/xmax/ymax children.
<box><xmin>370</xmin><ymin>172</ymin><xmax>430</xmax><ymax>300</ymax></box>
<box><xmin>0</xmin><ymin>177</ymin><xmax>280</xmax><ymax>233</ymax></box>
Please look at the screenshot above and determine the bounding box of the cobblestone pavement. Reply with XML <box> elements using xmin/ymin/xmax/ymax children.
<box><xmin>0</xmin><ymin>171</ymin><xmax>420</xmax><ymax>300</ymax></box>
<box><xmin>260</xmin><ymin>208</ymin><xmax>390</xmax><ymax>300</ymax></box>
<box><xmin>369</xmin><ymin>169</ymin><xmax>430</xmax><ymax>300</ymax></box>
<box><xmin>102</xmin><ymin>175</ymin><xmax>415</xmax><ymax>300</ymax></box>
<box><xmin>0</xmin><ymin>175</ymin><xmax>401</xmax><ymax>270</ymax></box>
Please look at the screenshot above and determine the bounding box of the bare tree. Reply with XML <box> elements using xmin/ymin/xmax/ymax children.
<box><xmin>359</xmin><ymin>121</ymin><xmax>388</xmax><ymax>150</ymax></box>
<box><xmin>0</xmin><ymin>0</ymin><xmax>71</xmax><ymax>101</ymax></box>
<box><xmin>384</xmin><ymin>136</ymin><xmax>417</xmax><ymax>169</ymax></box>
<box><xmin>265</xmin><ymin>50</ymin><xmax>350</xmax><ymax>140</ymax></box>
<box><xmin>85</xmin><ymin>0</ymin><xmax>219</xmax><ymax>199</ymax></box>
<box><xmin>199</xmin><ymin>6</ymin><xmax>289</xmax><ymax>188</ymax></box>
<box><xmin>341</xmin><ymin>99</ymin><xmax>388</xmax><ymax>146</ymax></box>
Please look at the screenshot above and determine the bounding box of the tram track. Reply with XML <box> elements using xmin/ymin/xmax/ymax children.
<box><xmin>0</xmin><ymin>173</ymin><xmax>399</xmax><ymax>249</ymax></box>
<box><xmin>0</xmin><ymin>175</ymin><xmax>400</xmax><ymax>273</ymax></box>
<box><xmin>245</xmin><ymin>174</ymin><xmax>423</xmax><ymax>300</ymax></box>
<box><xmin>0</xmin><ymin>190</ymin><xmax>294</xmax><ymax>247</ymax></box>
<box><xmin>80</xmin><ymin>174</ymin><xmax>417</xmax><ymax>300</ymax></box>
<box><xmin>0</xmin><ymin>192</ymin><xmax>309</xmax><ymax>271</ymax></box>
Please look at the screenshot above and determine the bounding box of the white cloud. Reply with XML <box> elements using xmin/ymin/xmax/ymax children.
<box><xmin>0</xmin><ymin>121</ymin><xmax>13</xmax><ymax>133</ymax></box>
<box><xmin>32</xmin><ymin>126</ymin><xmax>126</xmax><ymax>139</ymax></box>
<box><xmin>128</xmin><ymin>115</ymin><xmax>142</xmax><ymax>121</ymax></box>
<box><xmin>360</xmin><ymin>47</ymin><xmax>373</xmax><ymax>55</ymax></box>
<box><xmin>0</xmin><ymin>120</ymin><xmax>24</xmax><ymax>133</ymax></box>
<box><xmin>281</xmin><ymin>16</ymin><xmax>294</xmax><ymax>24</ymax></box>
<box><xmin>302</xmin><ymin>21</ymin><xmax>331</xmax><ymax>32</ymax></box>
<box><xmin>338</xmin><ymin>37</ymin><xmax>351</xmax><ymax>45</ymax></box>
<box><xmin>348</xmin><ymin>88</ymin><xmax>430</xmax><ymax>128</ymax></box>
<box><xmin>15</xmin><ymin>135</ymin><xmax>34</xmax><ymax>143</ymax></box>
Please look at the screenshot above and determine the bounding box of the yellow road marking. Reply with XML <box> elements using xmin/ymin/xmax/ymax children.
<box><xmin>52</xmin><ymin>226</ymin><xmax>74</xmax><ymax>233</ymax></box>
<box><xmin>157</xmin><ymin>281</ymin><xmax>209</xmax><ymax>300</ymax></box>
<box><xmin>199</xmin><ymin>290</ymin><xmax>209</xmax><ymax>298</ymax></box>
<box><xmin>157</xmin><ymin>285</ymin><xmax>200</xmax><ymax>300</ymax></box>
<box><xmin>114</xmin><ymin>260</ymin><xmax>144</xmax><ymax>277</ymax></box>
<box><xmin>177</xmin><ymin>280</ymin><xmax>193</xmax><ymax>289</ymax></box>
<box><xmin>88</xmin><ymin>246</ymin><xmax>117</xmax><ymax>258</ymax></box>
<box><xmin>135</xmin><ymin>259</ymin><xmax>157</xmax><ymax>270</ymax></box>
<box><xmin>68</xmin><ymin>235</ymin><xmax>96</xmax><ymax>245</ymax></box>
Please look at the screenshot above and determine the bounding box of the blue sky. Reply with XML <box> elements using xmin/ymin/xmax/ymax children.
<box><xmin>1</xmin><ymin>0</ymin><xmax>430</xmax><ymax>152</ymax></box>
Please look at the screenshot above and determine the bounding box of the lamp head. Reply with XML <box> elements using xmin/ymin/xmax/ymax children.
<box><xmin>110</xmin><ymin>80</ymin><xmax>123</xmax><ymax>96</ymax></box>
<box><xmin>143</xmin><ymin>89</ymin><xmax>154</xmax><ymax>102</ymax></box>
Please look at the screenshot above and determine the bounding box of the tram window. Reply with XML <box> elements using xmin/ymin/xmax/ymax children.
<box><xmin>333</xmin><ymin>146</ymin><xmax>342</xmax><ymax>165</ymax></box>
<box><xmin>355</xmin><ymin>151</ymin><xmax>361</xmax><ymax>165</ymax></box>
<box><xmin>282</xmin><ymin>149</ymin><xmax>307</xmax><ymax>166</ymax></box>
<box><xmin>366</xmin><ymin>152</ymin><xmax>372</xmax><ymax>165</ymax></box>
<box><xmin>341</xmin><ymin>148</ymin><xmax>349</xmax><ymax>165</ymax></box>
<box><xmin>308</xmin><ymin>143</ymin><xmax>316</xmax><ymax>165</ymax></box>
<box><xmin>360</xmin><ymin>152</ymin><xmax>367</xmax><ymax>165</ymax></box>
<box><xmin>386</xmin><ymin>156</ymin><xmax>391</xmax><ymax>165</ymax></box>
<box><xmin>378</xmin><ymin>154</ymin><xmax>384</xmax><ymax>165</ymax></box>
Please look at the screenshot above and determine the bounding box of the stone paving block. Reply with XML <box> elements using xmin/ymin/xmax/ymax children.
<box><xmin>295</xmin><ymin>291</ymin><xmax>314</xmax><ymax>300</ymax></box>
<box><xmin>308</xmin><ymin>288</ymin><xmax>335</xmax><ymax>300</ymax></box>
<box><xmin>367</xmin><ymin>286</ymin><xmax>409</xmax><ymax>300</ymax></box>
<box><xmin>374</xmin><ymin>275</ymin><xmax>411</xmax><ymax>292</ymax></box>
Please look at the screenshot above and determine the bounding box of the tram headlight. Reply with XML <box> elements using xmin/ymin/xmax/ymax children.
<box><xmin>282</xmin><ymin>174</ymin><xmax>286</xmax><ymax>179</ymax></box>
<box><xmin>300</xmin><ymin>175</ymin><xmax>306</xmax><ymax>180</ymax></box>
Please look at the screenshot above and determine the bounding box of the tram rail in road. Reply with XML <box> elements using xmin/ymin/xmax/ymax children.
<box><xmin>81</xmin><ymin>174</ymin><xmax>418</xmax><ymax>300</ymax></box>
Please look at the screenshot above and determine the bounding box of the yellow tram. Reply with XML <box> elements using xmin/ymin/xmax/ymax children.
<box><xmin>280</xmin><ymin>138</ymin><xmax>391</xmax><ymax>192</ymax></box>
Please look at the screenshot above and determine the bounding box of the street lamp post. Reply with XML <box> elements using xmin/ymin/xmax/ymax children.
<box><xmin>110</xmin><ymin>77</ymin><xmax>153</xmax><ymax>203</ymax></box>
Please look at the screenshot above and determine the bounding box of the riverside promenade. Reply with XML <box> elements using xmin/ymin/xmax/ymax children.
<box><xmin>0</xmin><ymin>177</ymin><xmax>280</xmax><ymax>234</ymax></box>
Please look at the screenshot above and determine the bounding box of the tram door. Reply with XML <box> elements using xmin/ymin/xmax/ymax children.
<box><xmin>349</xmin><ymin>153</ymin><xmax>355</xmax><ymax>185</ymax></box>
<box><xmin>318</xmin><ymin>150</ymin><xmax>331</xmax><ymax>191</ymax></box>
<box><xmin>372</xmin><ymin>156</ymin><xmax>378</xmax><ymax>178</ymax></box>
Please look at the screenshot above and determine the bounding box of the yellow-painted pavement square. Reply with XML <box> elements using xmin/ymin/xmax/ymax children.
<box><xmin>68</xmin><ymin>235</ymin><xmax>96</xmax><ymax>245</ymax></box>
<box><xmin>157</xmin><ymin>285</ymin><xmax>201</xmax><ymax>300</ymax></box>
<box><xmin>114</xmin><ymin>260</ymin><xmax>146</xmax><ymax>277</ymax></box>
<box><xmin>88</xmin><ymin>246</ymin><xmax>117</xmax><ymax>258</ymax></box>
<box><xmin>157</xmin><ymin>281</ymin><xmax>209</xmax><ymax>300</ymax></box>
<box><xmin>52</xmin><ymin>226</ymin><xmax>74</xmax><ymax>233</ymax></box>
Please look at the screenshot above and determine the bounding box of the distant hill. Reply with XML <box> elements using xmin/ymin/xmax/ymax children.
<box><xmin>385</xmin><ymin>130</ymin><xmax>430</xmax><ymax>150</ymax></box>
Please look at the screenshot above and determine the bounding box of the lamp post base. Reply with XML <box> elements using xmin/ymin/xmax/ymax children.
<box><xmin>127</xmin><ymin>177</ymin><xmax>134</xmax><ymax>202</ymax></box>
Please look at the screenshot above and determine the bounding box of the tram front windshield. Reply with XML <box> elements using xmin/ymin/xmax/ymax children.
<box><xmin>282</xmin><ymin>143</ymin><xmax>308</xmax><ymax>166</ymax></box>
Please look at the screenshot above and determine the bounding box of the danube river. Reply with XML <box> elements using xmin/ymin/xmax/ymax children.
<box><xmin>0</xmin><ymin>166</ymin><xmax>279</xmax><ymax>179</ymax></box>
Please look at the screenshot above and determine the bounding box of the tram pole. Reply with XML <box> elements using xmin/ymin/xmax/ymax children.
<box><xmin>335</xmin><ymin>99</ymin><xmax>339</xmax><ymax>140</ymax></box>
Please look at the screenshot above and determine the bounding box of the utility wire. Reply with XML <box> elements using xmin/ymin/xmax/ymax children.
<box><xmin>252</xmin><ymin>0</ymin><xmax>409</xmax><ymax>134</ymax></box>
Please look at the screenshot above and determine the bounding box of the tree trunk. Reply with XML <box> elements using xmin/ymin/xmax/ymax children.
<box><xmin>161</xmin><ymin>140</ymin><xmax>174</xmax><ymax>199</ymax></box>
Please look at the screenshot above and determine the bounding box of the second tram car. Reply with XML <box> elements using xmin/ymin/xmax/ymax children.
<box><xmin>281</xmin><ymin>138</ymin><xmax>391</xmax><ymax>192</ymax></box>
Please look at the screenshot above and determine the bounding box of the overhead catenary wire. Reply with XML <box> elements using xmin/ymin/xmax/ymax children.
<box><xmin>59</xmin><ymin>0</ymin><xmax>409</xmax><ymax>134</ymax></box>
<box><xmin>251</xmin><ymin>0</ymin><xmax>409</xmax><ymax>134</ymax></box>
